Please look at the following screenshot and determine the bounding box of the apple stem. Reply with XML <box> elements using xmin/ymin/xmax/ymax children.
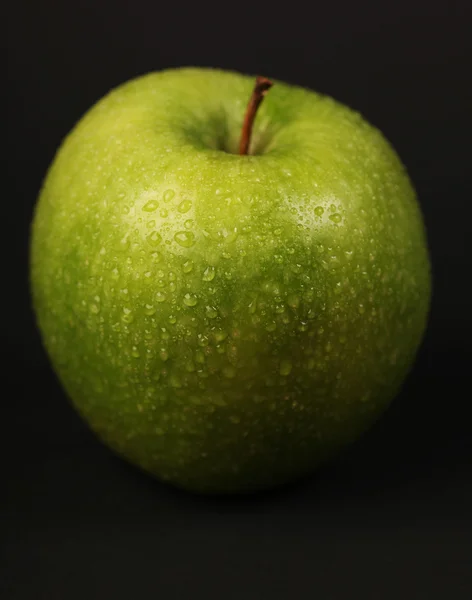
<box><xmin>239</xmin><ymin>76</ymin><xmax>273</xmax><ymax>155</ymax></box>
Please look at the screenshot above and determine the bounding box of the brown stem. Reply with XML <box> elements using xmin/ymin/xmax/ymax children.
<box><xmin>239</xmin><ymin>76</ymin><xmax>273</xmax><ymax>155</ymax></box>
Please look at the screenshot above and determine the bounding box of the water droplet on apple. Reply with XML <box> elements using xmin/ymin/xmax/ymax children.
<box><xmin>174</xmin><ymin>231</ymin><xmax>196</xmax><ymax>248</ymax></box>
<box><xmin>183</xmin><ymin>293</ymin><xmax>198</xmax><ymax>307</ymax></box>
<box><xmin>186</xmin><ymin>360</ymin><xmax>196</xmax><ymax>372</ymax></box>
<box><xmin>177</xmin><ymin>199</ymin><xmax>192</xmax><ymax>213</ymax></box>
<box><xmin>147</xmin><ymin>220</ymin><xmax>156</xmax><ymax>229</ymax></box>
<box><xmin>329</xmin><ymin>213</ymin><xmax>342</xmax><ymax>224</ymax></box>
<box><xmin>279</xmin><ymin>360</ymin><xmax>292</xmax><ymax>376</ymax></box>
<box><xmin>197</xmin><ymin>334</ymin><xmax>209</xmax><ymax>347</ymax></box>
<box><xmin>168</xmin><ymin>315</ymin><xmax>177</xmax><ymax>324</ymax></box>
<box><xmin>274</xmin><ymin>304</ymin><xmax>285</xmax><ymax>314</ymax></box>
<box><xmin>314</xmin><ymin>206</ymin><xmax>324</xmax><ymax>217</ymax></box>
<box><xmin>121</xmin><ymin>307</ymin><xmax>134</xmax><ymax>323</ymax></box>
<box><xmin>193</xmin><ymin>350</ymin><xmax>205</xmax><ymax>365</ymax></box>
<box><xmin>144</xmin><ymin>304</ymin><xmax>156</xmax><ymax>315</ymax></box>
<box><xmin>223</xmin><ymin>365</ymin><xmax>236</xmax><ymax>379</ymax></box>
<box><xmin>147</xmin><ymin>231</ymin><xmax>162</xmax><ymax>246</ymax></box>
<box><xmin>184</xmin><ymin>219</ymin><xmax>194</xmax><ymax>230</ymax></box>
<box><xmin>169</xmin><ymin>374</ymin><xmax>182</xmax><ymax>388</ymax></box>
<box><xmin>229</xmin><ymin>414</ymin><xmax>240</xmax><ymax>423</ymax></box>
<box><xmin>248</xmin><ymin>295</ymin><xmax>258</xmax><ymax>314</ymax></box>
<box><xmin>287</xmin><ymin>295</ymin><xmax>300</xmax><ymax>309</ymax></box>
<box><xmin>155</xmin><ymin>427</ymin><xmax>165</xmax><ymax>436</ymax></box>
<box><xmin>212</xmin><ymin>395</ymin><xmax>227</xmax><ymax>407</ymax></box>
<box><xmin>143</xmin><ymin>199</ymin><xmax>159</xmax><ymax>212</ymax></box>
<box><xmin>266</xmin><ymin>322</ymin><xmax>277</xmax><ymax>332</ymax></box>
<box><xmin>182</xmin><ymin>260</ymin><xmax>193</xmax><ymax>273</ymax></box>
<box><xmin>358</xmin><ymin>304</ymin><xmax>365</xmax><ymax>314</ymax></box>
<box><xmin>163</xmin><ymin>189</ymin><xmax>175</xmax><ymax>203</ymax></box>
<box><xmin>159</xmin><ymin>348</ymin><xmax>169</xmax><ymax>361</ymax></box>
<box><xmin>156</xmin><ymin>291</ymin><xmax>166</xmax><ymax>303</ymax></box>
<box><xmin>205</xmin><ymin>305</ymin><xmax>218</xmax><ymax>319</ymax></box>
<box><xmin>120</xmin><ymin>235</ymin><xmax>130</xmax><ymax>250</ymax></box>
<box><xmin>131</xmin><ymin>346</ymin><xmax>140</xmax><ymax>358</ymax></box>
<box><xmin>159</xmin><ymin>208</ymin><xmax>168</xmax><ymax>218</ymax></box>
<box><xmin>214</xmin><ymin>329</ymin><xmax>228</xmax><ymax>343</ymax></box>
<box><xmin>202</xmin><ymin>266</ymin><xmax>216</xmax><ymax>281</ymax></box>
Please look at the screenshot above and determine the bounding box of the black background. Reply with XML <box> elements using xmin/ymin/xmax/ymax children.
<box><xmin>4</xmin><ymin>0</ymin><xmax>472</xmax><ymax>598</ymax></box>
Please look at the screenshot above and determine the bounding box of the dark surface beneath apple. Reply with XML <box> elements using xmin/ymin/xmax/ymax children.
<box><xmin>4</xmin><ymin>0</ymin><xmax>472</xmax><ymax>599</ymax></box>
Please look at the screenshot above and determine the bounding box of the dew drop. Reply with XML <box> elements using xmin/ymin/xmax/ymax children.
<box><xmin>178</xmin><ymin>199</ymin><xmax>192</xmax><ymax>213</ymax></box>
<box><xmin>147</xmin><ymin>231</ymin><xmax>162</xmax><ymax>246</ymax></box>
<box><xmin>223</xmin><ymin>365</ymin><xmax>236</xmax><ymax>379</ymax></box>
<box><xmin>248</xmin><ymin>295</ymin><xmax>258</xmax><ymax>314</ymax></box>
<box><xmin>163</xmin><ymin>189</ymin><xmax>175</xmax><ymax>203</ymax></box>
<box><xmin>182</xmin><ymin>260</ymin><xmax>193</xmax><ymax>273</ymax></box>
<box><xmin>174</xmin><ymin>231</ymin><xmax>196</xmax><ymax>248</ymax></box>
<box><xmin>169</xmin><ymin>374</ymin><xmax>182</xmax><ymax>388</ymax></box>
<box><xmin>329</xmin><ymin>213</ymin><xmax>342</xmax><ymax>224</ymax></box>
<box><xmin>159</xmin><ymin>348</ymin><xmax>169</xmax><ymax>361</ymax></box>
<box><xmin>147</xmin><ymin>220</ymin><xmax>156</xmax><ymax>229</ymax></box>
<box><xmin>197</xmin><ymin>334</ymin><xmax>209</xmax><ymax>347</ymax></box>
<box><xmin>121</xmin><ymin>307</ymin><xmax>134</xmax><ymax>323</ymax></box>
<box><xmin>183</xmin><ymin>293</ymin><xmax>198</xmax><ymax>307</ymax></box>
<box><xmin>89</xmin><ymin>303</ymin><xmax>100</xmax><ymax>314</ymax></box>
<box><xmin>131</xmin><ymin>346</ymin><xmax>140</xmax><ymax>358</ymax></box>
<box><xmin>184</xmin><ymin>219</ymin><xmax>194</xmax><ymax>230</ymax></box>
<box><xmin>195</xmin><ymin>349</ymin><xmax>205</xmax><ymax>364</ymax></box>
<box><xmin>279</xmin><ymin>360</ymin><xmax>292</xmax><ymax>376</ymax></box>
<box><xmin>214</xmin><ymin>330</ymin><xmax>228</xmax><ymax>343</ymax></box>
<box><xmin>143</xmin><ymin>199</ymin><xmax>159</xmax><ymax>212</ymax></box>
<box><xmin>314</xmin><ymin>206</ymin><xmax>324</xmax><ymax>216</ymax></box>
<box><xmin>205</xmin><ymin>305</ymin><xmax>218</xmax><ymax>319</ymax></box>
<box><xmin>168</xmin><ymin>314</ymin><xmax>177</xmax><ymax>324</ymax></box>
<box><xmin>159</xmin><ymin>208</ymin><xmax>168</xmax><ymax>218</ymax></box>
<box><xmin>202</xmin><ymin>266</ymin><xmax>216</xmax><ymax>281</ymax></box>
<box><xmin>156</xmin><ymin>291</ymin><xmax>166</xmax><ymax>303</ymax></box>
<box><xmin>144</xmin><ymin>304</ymin><xmax>156</xmax><ymax>315</ymax></box>
<box><xmin>287</xmin><ymin>295</ymin><xmax>300</xmax><ymax>309</ymax></box>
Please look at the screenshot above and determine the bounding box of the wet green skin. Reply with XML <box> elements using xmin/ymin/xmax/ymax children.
<box><xmin>30</xmin><ymin>68</ymin><xmax>431</xmax><ymax>493</ymax></box>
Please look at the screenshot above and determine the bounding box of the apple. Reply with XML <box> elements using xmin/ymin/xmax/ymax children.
<box><xmin>30</xmin><ymin>67</ymin><xmax>431</xmax><ymax>493</ymax></box>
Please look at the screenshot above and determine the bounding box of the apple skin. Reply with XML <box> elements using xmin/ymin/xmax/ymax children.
<box><xmin>30</xmin><ymin>67</ymin><xmax>431</xmax><ymax>493</ymax></box>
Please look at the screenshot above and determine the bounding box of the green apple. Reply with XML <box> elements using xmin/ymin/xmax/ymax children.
<box><xmin>30</xmin><ymin>67</ymin><xmax>431</xmax><ymax>493</ymax></box>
